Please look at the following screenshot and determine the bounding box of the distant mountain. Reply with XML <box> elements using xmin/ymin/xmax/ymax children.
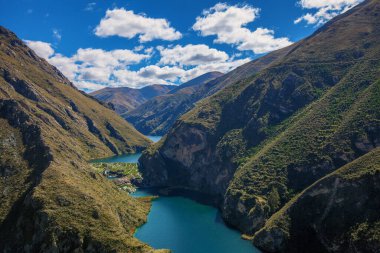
<box><xmin>0</xmin><ymin>26</ymin><xmax>162</xmax><ymax>252</ymax></box>
<box><xmin>124</xmin><ymin>71</ymin><xmax>224</xmax><ymax>135</ymax></box>
<box><xmin>126</xmin><ymin>48</ymin><xmax>297</xmax><ymax>136</ymax></box>
<box><xmin>139</xmin><ymin>1</ymin><xmax>380</xmax><ymax>252</ymax></box>
<box><xmin>90</xmin><ymin>84</ymin><xmax>175</xmax><ymax>115</ymax></box>
<box><xmin>168</xmin><ymin>71</ymin><xmax>223</xmax><ymax>94</ymax></box>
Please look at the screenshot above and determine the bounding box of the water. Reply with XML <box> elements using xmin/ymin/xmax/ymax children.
<box><xmin>146</xmin><ymin>135</ymin><xmax>162</xmax><ymax>143</ymax></box>
<box><xmin>90</xmin><ymin>136</ymin><xmax>162</xmax><ymax>163</ymax></box>
<box><xmin>94</xmin><ymin>135</ymin><xmax>259</xmax><ymax>253</ymax></box>
<box><xmin>132</xmin><ymin>189</ymin><xmax>259</xmax><ymax>253</ymax></box>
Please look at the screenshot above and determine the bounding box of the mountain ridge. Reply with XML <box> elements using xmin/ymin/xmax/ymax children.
<box><xmin>0</xmin><ymin>25</ymin><xmax>166</xmax><ymax>252</ymax></box>
<box><xmin>91</xmin><ymin>84</ymin><xmax>176</xmax><ymax>115</ymax></box>
<box><xmin>139</xmin><ymin>1</ymin><xmax>380</xmax><ymax>252</ymax></box>
<box><xmin>125</xmin><ymin>46</ymin><xmax>297</xmax><ymax>135</ymax></box>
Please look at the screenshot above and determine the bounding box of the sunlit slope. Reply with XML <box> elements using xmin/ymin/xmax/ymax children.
<box><xmin>0</xmin><ymin>26</ymin><xmax>165</xmax><ymax>252</ymax></box>
<box><xmin>139</xmin><ymin>1</ymin><xmax>380</xmax><ymax>251</ymax></box>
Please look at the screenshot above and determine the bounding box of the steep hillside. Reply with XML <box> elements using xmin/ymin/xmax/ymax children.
<box><xmin>168</xmin><ymin>71</ymin><xmax>223</xmax><ymax>94</ymax></box>
<box><xmin>253</xmin><ymin>148</ymin><xmax>380</xmax><ymax>253</ymax></box>
<box><xmin>0</xmin><ymin>26</ymin><xmax>163</xmax><ymax>252</ymax></box>
<box><xmin>139</xmin><ymin>0</ymin><xmax>380</xmax><ymax>251</ymax></box>
<box><xmin>125</xmin><ymin>47</ymin><xmax>295</xmax><ymax>135</ymax></box>
<box><xmin>91</xmin><ymin>84</ymin><xmax>175</xmax><ymax>115</ymax></box>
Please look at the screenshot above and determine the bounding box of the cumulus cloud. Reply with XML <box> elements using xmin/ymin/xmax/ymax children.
<box><xmin>24</xmin><ymin>40</ymin><xmax>55</xmax><ymax>59</ymax></box>
<box><xmin>158</xmin><ymin>44</ymin><xmax>229</xmax><ymax>66</ymax></box>
<box><xmin>295</xmin><ymin>0</ymin><xmax>363</xmax><ymax>25</ymax></box>
<box><xmin>180</xmin><ymin>58</ymin><xmax>250</xmax><ymax>83</ymax></box>
<box><xmin>25</xmin><ymin>39</ymin><xmax>250</xmax><ymax>91</ymax></box>
<box><xmin>94</xmin><ymin>8</ymin><xmax>182</xmax><ymax>42</ymax></box>
<box><xmin>48</xmin><ymin>53</ymin><xmax>78</xmax><ymax>80</ymax></box>
<box><xmin>74</xmin><ymin>48</ymin><xmax>149</xmax><ymax>67</ymax></box>
<box><xmin>193</xmin><ymin>3</ymin><xmax>292</xmax><ymax>54</ymax></box>
<box><xmin>113</xmin><ymin>66</ymin><xmax>185</xmax><ymax>88</ymax></box>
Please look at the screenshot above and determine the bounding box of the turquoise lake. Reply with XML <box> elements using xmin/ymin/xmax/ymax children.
<box><xmin>94</xmin><ymin>135</ymin><xmax>260</xmax><ymax>253</ymax></box>
<box><xmin>132</xmin><ymin>189</ymin><xmax>259</xmax><ymax>253</ymax></box>
<box><xmin>90</xmin><ymin>136</ymin><xmax>161</xmax><ymax>163</ymax></box>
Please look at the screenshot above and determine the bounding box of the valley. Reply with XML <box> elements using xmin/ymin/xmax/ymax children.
<box><xmin>0</xmin><ymin>0</ymin><xmax>379</xmax><ymax>252</ymax></box>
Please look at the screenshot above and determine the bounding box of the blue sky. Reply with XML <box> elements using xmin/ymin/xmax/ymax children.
<box><xmin>0</xmin><ymin>0</ymin><xmax>362</xmax><ymax>91</ymax></box>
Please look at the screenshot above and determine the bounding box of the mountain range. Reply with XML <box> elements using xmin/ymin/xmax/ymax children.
<box><xmin>0</xmin><ymin>0</ymin><xmax>379</xmax><ymax>252</ymax></box>
<box><xmin>139</xmin><ymin>1</ymin><xmax>380</xmax><ymax>252</ymax></box>
<box><xmin>90</xmin><ymin>84</ymin><xmax>176</xmax><ymax>115</ymax></box>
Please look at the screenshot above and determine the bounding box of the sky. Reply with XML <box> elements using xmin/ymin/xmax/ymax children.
<box><xmin>0</xmin><ymin>0</ymin><xmax>363</xmax><ymax>92</ymax></box>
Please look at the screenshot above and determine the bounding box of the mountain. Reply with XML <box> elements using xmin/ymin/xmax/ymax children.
<box><xmin>168</xmin><ymin>71</ymin><xmax>223</xmax><ymax>94</ymax></box>
<box><xmin>0</xmin><ymin>26</ymin><xmax>166</xmax><ymax>252</ymax></box>
<box><xmin>124</xmin><ymin>71</ymin><xmax>223</xmax><ymax>135</ymax></box>
<box><xmin>139</xmin><ymin>1</ymin><xmax>380</xmax><ymax>252</ymax></box>
<box><xmin>90</xmin><ymin>84</ymin><xmax>175</xmax><ymax>115</ymax></box>
<box><xmin>124</xmin><ymin>48</ymin><xmax>297</xmax><ymax>136</ymax></box>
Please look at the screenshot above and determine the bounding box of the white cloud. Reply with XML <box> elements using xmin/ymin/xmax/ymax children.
<box><xmin>24</xmin><ymin>40</ymin><xmax>55</xmax><ymax>59</ymax></box>
<box><xmin>77</xmin><ymin>67</ymin><xmax>112</xmax><ymax>83</ymax></box>
<box><xmin>25</xmin><ymin>39</ymin><xmax>251</xmax><ymax>92</ymax></box>
<box><xmin>75</xmin><ymin>81</ymin><xmax>106</xmax><ymax>91</ymax></box>
<box><xmin>295</xmin><ymin>0</ymin><xmax>363</xmax><ymax>25</ymax></box>
<box><xmin>84</xmin><ymin>2</ymin><xmax>96</xmax><ymax>11</ymax></box>
<box><xmin>48</xmin><ymin>53</ymin><xmax>78</xmax><ymax>80</ymax></box>
<box><xmin>113</xmin><ymin>65</ymin><xmax>185</xmax><ymax>88</ymax></box>
<box><xmin>138</xmin><ymin>65</ymin><xmax>185</xmax><ymax>81</ymax></box>
<box><xmin>53</xmin><ymin>29</ymin><xmax>62</xmax><ymax>41</ymax></box>
<box><xmin>193</xmin><ymin>3</ymin><xmax>292</xmax><ymax>54</ymax></box>
<box><xmin>144</xmin><ymin>47</ymin><xmax>154</xmax><ymax>54</ymax></box>
<box><xmin>180</xmin><ymin>58</ymin><xmax>250</xmax><ymax>83</ymax></box>
<box><xmin>133</xmin><ymin>45</ymin><xmax>144</xmax><ymax>52</ymax></box>
<box><xmin>74</xmin><ymin>48</ymin><xmax>149</xmax><ymax>67</ymax></box>
<box><xmin>159</xmin><ymin>44</ymin><xmax>229</xmax><ymax>66</ymax></box>
<box><xmin>94</xmin><ymin>8</ymin><xmax>182</xmax><ymax>42</ymax></box>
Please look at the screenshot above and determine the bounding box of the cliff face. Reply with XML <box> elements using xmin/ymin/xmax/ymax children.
<box><xmin>139</xmin><ymin>0</ymin><xmax>380</xmax><ymax>251</ymax></box>
<box><xmin>0</xmin><ymin>26</ymin><xmax>160</xmax><ymax>252</ymax></box>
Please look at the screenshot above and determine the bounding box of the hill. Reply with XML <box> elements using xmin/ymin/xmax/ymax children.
<box><xmin>125</xmin><ymin>48</ymin><xmax>296</xmax><ymax>136</ymax></box>
<box><xmin>139</xmin><ymin>0</ymin><xmax>380</xmax><ymax>252</ymax></box>
<box><xmin>0</xmin><ymin>26</ymin><xmax>165</xmax><ymax>252</ymax></box>
<box><xmin>90</xmin><ymin>84</ymin><xmax>175</xmax><ymax>115</ymax></box>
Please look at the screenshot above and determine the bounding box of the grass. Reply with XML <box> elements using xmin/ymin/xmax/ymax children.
<box><xmin>92</xmin><ymin>162</ymin><xmax>142</xmax><ymax>192</ymax></box>
<box><xmin>0</xmin><ymin>26</ymin><xmax>163</xmax><ymax>252</ymax></box>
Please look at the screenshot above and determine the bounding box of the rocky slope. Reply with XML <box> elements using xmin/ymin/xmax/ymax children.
<box><xmin>90</xmin><ymin>84</ymin><xmax>175</xmax><ymax>115</ymax></box>
<box><xmin>0</xmin><ymin>26</ymin><xmax>164</xmax><ymax>252</ymax></box>
<box><xmin>253</xmin><ymin>148</ymin><xmax>380</xmax><ymax>253</ymax></box>
<box><xmin>125</xmin><ymin>47</ymin><xmax>295</xmax><ymax>136</ymax></box>
<box><xmin>139</xmin><ymin>0</ymin><xmax>380</xmax><ymax>251</ymax></box>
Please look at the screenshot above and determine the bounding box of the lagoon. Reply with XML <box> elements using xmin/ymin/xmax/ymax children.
<box><xmin>132</xmin><ymin>189</ymin><xmax>260</xmax><ymax>253</ymax></box>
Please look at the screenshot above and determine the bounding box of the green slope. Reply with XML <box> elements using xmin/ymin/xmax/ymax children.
<box><xmin>0</xmin><ymin>26</ymin><xmax>165</xmax><ymax>252</ymax></box>
<box><xmin>139</xmin><ymin>0</ymin><xmax>380</xmax><ymax>251</ymax></box>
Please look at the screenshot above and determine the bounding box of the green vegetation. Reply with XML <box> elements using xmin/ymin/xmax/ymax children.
<box><xmin>0</xmin><ymin>26</ymin><xmax>163</xmax><ymax>252</ymax></box>
<box><xmin>139</xmin><ymin>1</ymin><xmax>380</xmax><ymax>252</ymax></box>
<box><xmin>92</xmin><ymin>163</ymin><xmax>142</xmax><ymax>192</ymax></box>
<box><xmin>254</xmin><ymin>148</ymin><xmax>380</xmax><ymax>252</ymax></box>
